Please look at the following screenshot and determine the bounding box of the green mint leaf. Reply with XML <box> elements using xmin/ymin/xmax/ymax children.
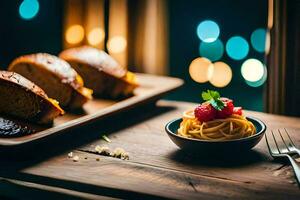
<box><xmin>209</xmin><ymin>99</ymin><xmax>219</xmax><ymax>110</ymax></box>
<box><xmin>210</xmin><ymin>90</ymin><xmax>220</xmax><ymax>99</ymax></box>
<box><xmin>201</xmin><ymin>90</ymin><xmax>221</xmax><ymax>101</ymax></box>
<box><xmin>202</xmin><ymin>90</ymin><xmax>224</xmax><ymax>111</ymax></box>
<box><xmin>202</xmin><ymin>91</ymin><xmax>212</xmax><ymax>101</ymax></box>
<box><xmin>202</xmin><ymin>90</ymin><xmax>221</xmax><ymax>101</ymax></box>
<box><xmin>215</xmin><ymin>99</ymin><xmax>225</xmax><ymax>110</ymax></box>
<box><xmin>209</xmin><ymin>99</ymin><xmax>224</xmax><ymax>111</ymax></box>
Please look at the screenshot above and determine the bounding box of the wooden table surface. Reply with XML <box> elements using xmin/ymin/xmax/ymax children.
<box><xmin>0</xmin><ymin>100</ymin><xmax>300</xmax><ymax>199</ymax></box>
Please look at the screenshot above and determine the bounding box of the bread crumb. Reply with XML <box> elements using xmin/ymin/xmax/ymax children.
<box><xmin>111</xmin><ymin>147</ymin><xmax>124</xmax><ymax>158</ymax></box>
<box><xmin>111</xmin><ymin>148</ymin><xmax>129</xmax><ymax>160</ymax></box>
<box><xmin>95</xmin><ymin>145</ymin><xmax>110</xmax><ymax>155</ymax></box>
<box><xmin>68</xmin><ymin>152</ymin><xmax>73</xmax><ymax>158</ymax></box>
<box><xmin>96</xmin><ymin>158</ymin><xmax>100</xmax><ymax>161</ymax></box>
<box><xmin>94</xmin><ymin>145</ymin><xmax>129</xmax><ymax>160</ymax></box>
<box><xmin>73</xmin><ymin>155</ymin><xmax>79</xmax><ymax>162</ymax></box>
<box><xmin>121</xmin><ymin>152</ymin><xmax>129</xmax><ymax>160</ymax></box>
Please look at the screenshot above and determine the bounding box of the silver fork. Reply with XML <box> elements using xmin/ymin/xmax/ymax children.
<box><xmin>280</xmin><ymin>128</ymin><xmax>300</xmax><ymax>156</ymax></box>
<box><xmin>265</xmin><ymin>130</ymin><xmax>300</xmax><ymax>185</ymax></box>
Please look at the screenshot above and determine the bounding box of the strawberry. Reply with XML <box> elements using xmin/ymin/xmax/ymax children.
<box><xmin>200</xmin><ymin>90</ymin><xmax>241</xmax><ymax>120</ymax></box>
<box><xmin>216</xmin><ymin>98</ymin><xmax>234</xmax><ymax>118</ymax></box>
<box><xmin>220</xmin><ymin>97</ymin><xmax>233</xmax><ymax>104</ymax></box>
<box><xmin>194</xmin><ymin>103</ymin><xmax>216</xmax><ymax>122</ymax></box>
<box><xmin>233</xmin><ymin>107</ymin><xmax>243</xmax><ymax>115</ymax></box>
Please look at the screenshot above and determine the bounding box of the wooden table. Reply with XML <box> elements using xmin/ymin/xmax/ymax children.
<box><xmin>0</xmin><ymin>100</ymin><xmax>300</xmax><ymax>199</ymax></box>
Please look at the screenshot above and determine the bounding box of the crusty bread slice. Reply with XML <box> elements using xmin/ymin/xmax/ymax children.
<box><xmin>8</xmin><ymin>53</ymin><xmax>93</xmax><ymax>110</ymax></box>
<box><xmin>0</xmin><ymin>71</ymin><xmax>64</xmax><ymax>124</ymax></box>
<box><xmin>59</xmin><ymin>46</ymin><xmax>138</xmax><ymax>98</ymax></box>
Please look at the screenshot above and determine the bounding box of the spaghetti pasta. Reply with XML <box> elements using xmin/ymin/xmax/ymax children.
<box><xmin>178</xmin><ymin>110</ymin><xmax>256</xmax><ymax>141</ymax></box>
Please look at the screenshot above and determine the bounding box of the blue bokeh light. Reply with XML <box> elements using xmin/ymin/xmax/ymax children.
<box><xmin>245</xmin><ymin>65</ymin><xmax>267</xmax><ymax>87</ymax></box>
<box><xmin>197</xmin><ymin>20</ymin><xmax>220</xmax><ymax>43</ymax></box>
<box><xmin>199</xmin><ymin>39</ymin><xmax>224</xmax><ymax>61</ymax></box>
<box><xmin>251</xmin><ymin>28</ymin><xmax>266</xmax><ymax>53</ymax></box>
<box><xmin>226</xmin><ymin>36</ymin><xmax>249</xmax><ymax>60</ymax></box>
<box><xmin>19</xmin><ymin>0</ymin><xmax>39</xmax><ymax>20</ymax></box>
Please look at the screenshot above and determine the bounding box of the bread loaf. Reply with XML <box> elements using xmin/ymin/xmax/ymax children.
<box><xmin>0</xmin><ymin>71</ymin><xmax>64</xmax><ymax>124</ymax></box>
<box><xmin>8</xmin><ymin>53</ymin><xmax>93</xmax><ymax>109</ymax></box>
<box><xmin>59</xmin><ymin>46</ymin><xmax>138</xmax><ymax>98</ymax></box>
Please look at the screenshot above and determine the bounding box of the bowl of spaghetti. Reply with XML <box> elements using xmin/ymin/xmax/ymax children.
<box><xmin>165</xmin><ymin>90</ymin><xmax>266</xmax><ymax>152</ymax></box>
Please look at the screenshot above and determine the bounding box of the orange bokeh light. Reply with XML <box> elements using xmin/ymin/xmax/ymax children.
<box><xmin>107</xmin><ymin>36</ymin><xmax>127</xmax><ymax>53</ymax></box>
<box><xmin>87</xmin><ymin>28</ymin><xmax>105</xmax><ymax>46</ymax></box>
<box><xmin>65</xmin><ymin>24</ymin><xmax>84</xmax><ymax>44</ymax></box>
<box><xmin>209</xmin><ymin>61</ymin><xmax>232</xmax><ymax>87</ymax></box>
<box><xmin>189</xmin><ymin>57</ymin><xmax>213</xmax><ymax>83</ymax></box>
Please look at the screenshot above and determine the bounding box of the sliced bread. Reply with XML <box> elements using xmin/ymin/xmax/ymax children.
<box><xmin>0</xmin><ymin>71</ymin><xmax>64</xmax><ymax>124</ymax></box>
<box><xmin>59</xmin><ymin>46</ymin><xmax>138</xmax><ymax>98</ymax></box>
<box><xmin>8</xmin><ymin>53</ymin><xmax>93</xmax><ymax>109</ymax></box>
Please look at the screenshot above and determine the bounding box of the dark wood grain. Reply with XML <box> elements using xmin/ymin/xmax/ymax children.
<box><xmin>0</xmin><ymin>100</ymin><xmax>300</xmax><ymax>199</ymax></box>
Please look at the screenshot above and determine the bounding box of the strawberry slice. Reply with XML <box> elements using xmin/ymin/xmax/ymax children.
<box><xmin>233</xmin><ymin>107</ymin><xmax>243</xmax><ymax>115</ymax></box>
<box><xmin>216</xmin><ymin>101</ymin><xmax>234</xmax><ymax>118</ymax></box>
<box><xmin>220</xmin><ymin>97</ymin><xmax>233</xmax><ymax>103</ymax></box>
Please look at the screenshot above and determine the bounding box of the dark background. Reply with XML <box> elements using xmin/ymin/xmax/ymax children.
<box><xmin>0</xmin><ymin>0</ymin><xmax>63</xmax><ymax>66</ymax></box>
<box><xmin>0</xmin><ymin>0</ymin><xmax>267</xmax><ymax>111</ymax></box>
<box><xmin>167</xmin><ymin>0</ymin><xmax>268</xmax><ymax>111</ymax></box>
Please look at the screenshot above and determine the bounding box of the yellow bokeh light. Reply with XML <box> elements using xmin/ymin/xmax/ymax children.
<box><xmin>189</xmin><ymin>57</ymin><xmax>213</xmax><ymax>83</ymax></box>
<box><xmin>209</xmin><ymin>62</ymin><xmax>232</xmax><ymax>87</ymax></box>
<box><xmin>65</xmin><ymin>24</ymin><xmax>84</xmax><ymax>44</ymax></box>
<box><xmin>107</xmin><ymin>36</ymin><xmax>127</xmax><ymax>53</ymax></box>
<box><xmin>241</xmin><ymin>59</ymin><xmax>264</xmax><ymax>82</ymax></box>
<box><xmin>87</xmin><ymin>28</ymin><xmax>105</xmax><ymax>46</ymax></box>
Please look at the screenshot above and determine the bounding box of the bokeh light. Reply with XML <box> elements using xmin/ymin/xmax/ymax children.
<box><xmin>197</xmin><ymin>20</ymin><xmax>220</xmax><ymax>43</ymax></box>
<box><xmin>245</xmin><ymin>65</ymin><xmax>267</xmax><ymax>87</ymax></box>
<box><xmin>199</xmin><ymin>39</ymin><xmax>224</xmax><ymax>61</ymax></box>
<box><xmin>87</xmin><ymin>28</ymin><xmax>105</xmax><ymax>46</ymax></box>
<box><xmin>226</xmin><ymin>36</ymin><xmax>249</xmax><ymax>60</ymax></box>
<box><xmin>65</xmin><ymin>25</ymin><xmax>85</xmax><ymax>44</ymax></box>
<box><xmin>189</xmin><ymin>57</ymin><xmax>213</xmax><ymax>83</ymax></box>
<box><xmin>209</xmin><ymin>62</ymin><xmax>232</xmax><ymax>88</ymax></box>
<box><xmin>19</xmin><ymin>0</ymin><xmax>39</xmax><ymax>20</ymax></box>
<box><xmin>241</xmin><ymin>58</ymin><xmax>264</xmax><ymax>82</ymax></box>
<box><xmin>251</xmin><ymin>28</ymin><xmax>267</xmax><ymax>53</ymax></box>
<box><xmin>107</xmin><ymin>36</ymin><xmax>127</xmax><ymax>53</ymax></box>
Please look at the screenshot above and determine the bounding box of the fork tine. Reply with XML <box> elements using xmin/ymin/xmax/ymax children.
<box><xmin>284</xmin><ymin>128</ymin><xmax>296</xmax><ymax>147</ymax></box>
<box><xmin>278</xmin><ymin>129</ymin><xmax>291</xmax><ymax>152</ymax></box>
<box><xmin>266</xmin><ymin>130</ymin><xmax>279</xmax><ymax>155</ymax></box>
<box><xmin>268</xmin><ymin>130</ymin><xmax>300</xmax><ymax>186</ymax></box>
<box><xmin>284</xmin><ymin>128</ymin><xmax>300</xmax><ymax>156</ymax></box>
<box><xmin>265</xmin><ymin>131</ymin><xmax>272</xmax><ymax>154</ymax></box>
<box><xmin>271</xmin><ymin>130</ymin><xmax>282</xmax><ymax>154</ymax></box>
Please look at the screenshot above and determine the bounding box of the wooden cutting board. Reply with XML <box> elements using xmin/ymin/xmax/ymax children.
<box><xmin>0</xmin><ymin>73</ymin><xmax>183</xmax><ymax>146</ymax></box>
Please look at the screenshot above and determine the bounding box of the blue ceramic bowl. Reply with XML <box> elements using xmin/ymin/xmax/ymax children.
<box><xmin>165</xmin><ymin>116</ymin><xmax>266</xmax><ymax>153</ymax></box>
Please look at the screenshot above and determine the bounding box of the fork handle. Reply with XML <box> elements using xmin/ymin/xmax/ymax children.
<box><xmin>286</xmin><ymin>154</ymin><xmax>300</xmax><ymax>185</ymax></box>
